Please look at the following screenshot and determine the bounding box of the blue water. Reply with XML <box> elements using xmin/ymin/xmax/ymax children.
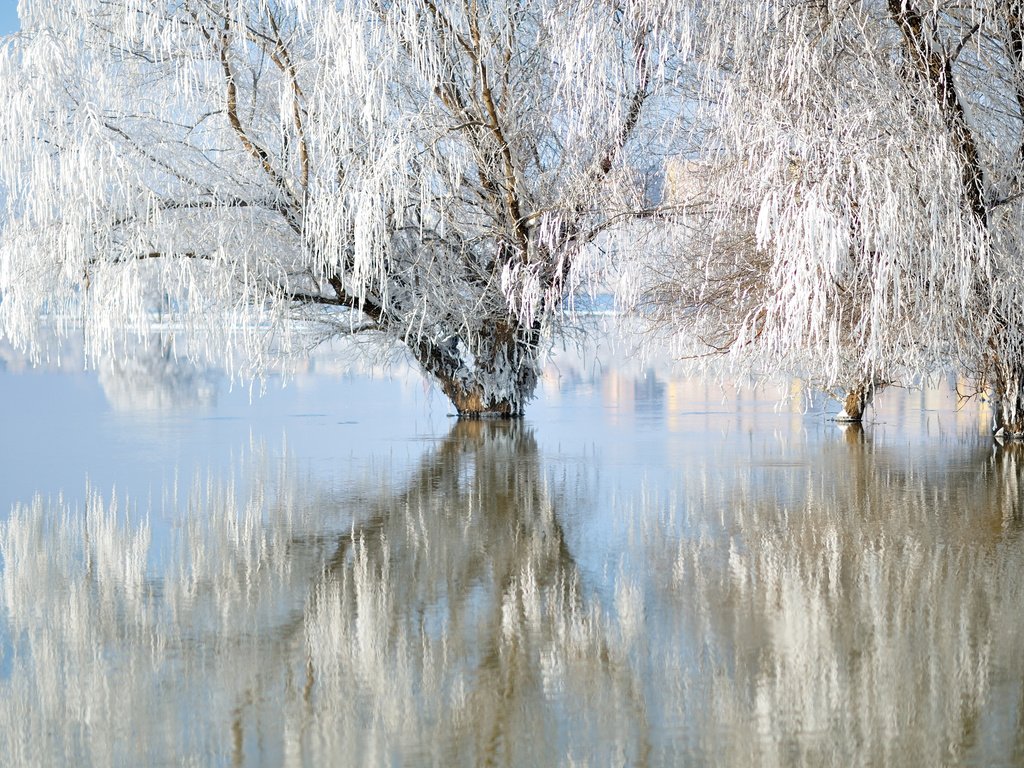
<box><xmin>0</xmin><ymin>341</ymin><xmax>1019</xmax><ymax>767</ymax></box>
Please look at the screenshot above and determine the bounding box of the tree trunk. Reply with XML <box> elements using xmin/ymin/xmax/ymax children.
<box><xmin>991</xmin><ymin>361</ymin><xmax>1024</xmax><ymax>438</ymax></box>
<box><xmin>437</xmin><ymin>377</ymin><xmax>524</xmax><ymax>418</ymax></box>
<box><xmin>835</xmin><ymin>381</ymin><xmax>876</xmax><ymax>423</ymax></box>
<box><xmin>414</xmin><ymin>320</ymin><xmax>539</xmax><ymax>418</ymax></box>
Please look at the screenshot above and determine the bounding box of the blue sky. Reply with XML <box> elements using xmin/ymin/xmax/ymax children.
<box><xmin>0</xmin><ymin>4</ymin><xmax>18</xmax><ymax>36</ymax></box>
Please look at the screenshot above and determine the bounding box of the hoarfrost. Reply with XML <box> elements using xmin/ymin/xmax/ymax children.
<box><xmin>0</xmin><ymin>0</ymin><xmax>690</xmax><ymax>415</ymax></box>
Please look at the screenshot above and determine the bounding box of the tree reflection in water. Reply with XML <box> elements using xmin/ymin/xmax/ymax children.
<box><xmin>636</xmin><ymin>425</ymin><xmax>1024</xmax><ymax>766</ymax></box>
<box><xmin>300</xmin><ymin>420</ymin><xmax>645</xmax><ymax>765</ymax></box>
<box><xmin>2</xmin><ymin>421</ymin><xmax>1024</xmax><ymax>765</ymax></box>
<box><xmin>97</xmin><ymin>335</ymin><xmax>218</xmax><ymax>411</ymax></box>
<box><xmin>0</xmin><ymin>421</ymin><xmax>645</xmax><ymax>766</ymax></box>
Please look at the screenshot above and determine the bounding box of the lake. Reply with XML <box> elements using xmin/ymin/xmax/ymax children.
<box><xmin>0</xmin><ymin>332</ymin><xmax>1021</xmax><ymax>766</ymax></box>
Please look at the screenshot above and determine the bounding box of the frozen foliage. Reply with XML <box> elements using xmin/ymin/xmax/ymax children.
<box><xmin>640</xmin><ymin>1</ymin><xmax>1024</xmax><ymax>431</ymax></box>
<box><xmin>0</xmin><ymin>0</ymin><xmax>688</xmax><ymax>415</ymax></box>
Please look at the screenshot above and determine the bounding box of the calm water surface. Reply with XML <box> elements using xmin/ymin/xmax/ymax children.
<box><xmin>0</xmin><ymin>339</ymin><xmax>1021</xmax><ymax>766</ymax></box>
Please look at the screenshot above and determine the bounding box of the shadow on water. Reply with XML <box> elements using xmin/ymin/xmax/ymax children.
<box><xmin>2</xmin><ymin>419</ymin><xmax>1024</xmax><ymax>765</ymax></box>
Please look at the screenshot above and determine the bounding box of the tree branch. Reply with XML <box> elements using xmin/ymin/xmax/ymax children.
<box><xmin>888</xmin><ymin>0</ymin><xmax>988</xmax><ymax>223</ymax></box>
<box><xmin>1005</xmin><ymin>1</ymin><xmax>1024</xmax><ymax>180</ymax></box>
<box><xmin>594</xmin><ymin>25</ymin><xmax>652</xmax><ymax>178</ymax></box>
<box><xmin>264</xmin><ymin>7</ymin><xmax>310</xmax><ymax>192</ymax></box>
<box><xmin>219</xmin><ymin>11</ymin><xmax>301</xmax><ymax>219</ymax></box>
<box><xmin>327</xmin><ymin>274</ymin><xmax>386</xmax><ymax>327</ymax></box>
<box><xmin>465</xmin><ymin>1</ymin><xmax>529</xmax><ymax>254</ymax></box>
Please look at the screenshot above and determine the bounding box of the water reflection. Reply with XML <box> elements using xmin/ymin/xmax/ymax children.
<box><xmin>0</xmin><ymin>422</ymin><xmax>644</xmax><ymax>766</ymax></box>
<box><xmin>637</xmin><ymin>429</ymin><xmax>1024</xmax><ymax>766</ymax></box>
<box><xmin>302</xmin><ymin>421</ymin><xmax>646</xmax><ymax>765</ymax></box>
<box><xmin>2</xmin><ymin>417</ymin><xmax>1024</xmax><ymax>765</ymax></box>
<box><xmin>97</xmin><ymin>336</ymin><xmax>218</xmax><ymax>410</ymax></box>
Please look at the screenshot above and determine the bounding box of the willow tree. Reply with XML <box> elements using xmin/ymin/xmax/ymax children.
<box><xmin>648</xmin><ymin>1</ymin><xmax>1024</xmax><ymax>429</ymax></box>
<box><xmin>0</xmin><ymin>1</ymin><xmax>683</xmax><ymax>416</ymax></box>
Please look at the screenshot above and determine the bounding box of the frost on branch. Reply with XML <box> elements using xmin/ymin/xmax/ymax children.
<box><xmin>637</xmin><ymin>1</ymin><xmax>1024</xmax><ymax>428</ymax></box>
<box><xmin>0</xmin><ymin>0</ymin><xmax>689</xmax><ymax>415</ymax></box>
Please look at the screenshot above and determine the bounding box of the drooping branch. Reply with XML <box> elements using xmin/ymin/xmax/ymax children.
<box><xmin>263</xmin><ymin>7</ymin><xmax>310</xmax><ymax>193</ymax></box>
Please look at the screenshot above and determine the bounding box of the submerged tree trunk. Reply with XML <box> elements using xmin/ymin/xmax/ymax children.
<box><xmin>415</xmin><ymin>320</ymin><xmax>540</xmax><ymax>418</ymax></box>
<box><xmin>990</xmin><ymin>360</ymin><xmax>1024</xmax><ymax>438</ymax></box>
<box><xmin>835</xmin><ymin>381</ymin><xmax>878</xmax><ymax>423</ymax></box>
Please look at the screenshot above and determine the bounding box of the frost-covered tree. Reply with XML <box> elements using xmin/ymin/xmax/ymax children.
<box><xmin>0</xmin><ymin>0</ymin><xmax>683</xmax><ymax>416</ymax></box>
<box><xmin>646</xmin><ymin>1</ymin><xmax>1024</xmax><ymax>429</ymax></box>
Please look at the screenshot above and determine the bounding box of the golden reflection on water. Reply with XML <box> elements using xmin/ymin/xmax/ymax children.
<box><xmin>1</xmin><ymin>418</ymin><xmax>1024</xmax><ymax>766</ymax></box>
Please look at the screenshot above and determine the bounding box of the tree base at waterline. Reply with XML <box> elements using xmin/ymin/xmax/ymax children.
<box><xmin>833</xmin><ymin>383</ymin><xmax>877</xmax><ymax>423</ymax></box>
<box><xmin>438</xmin><ymin>378</ymin><xmax>531</xmax><ymax>419</ymax></box>
<box><xmin>993</xmin><ymin>426</ymin><xmax>1024</xmax><ymax>441</ymax></box>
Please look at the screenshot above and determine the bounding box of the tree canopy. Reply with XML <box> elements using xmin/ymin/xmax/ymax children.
<box><xmin>0</xmin><ymin>0</ymin><xmax>685</xmax><ymax>415</ymax></box>
<box><xmin>5</xmin><ymin>0</ymin><xmax>1024</xmax><ymax>428</ymax></box>
<box><xmin>641</xmin><ymin>1</ymin><xmax>1024</xmax><ymax>430</ymax></box>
